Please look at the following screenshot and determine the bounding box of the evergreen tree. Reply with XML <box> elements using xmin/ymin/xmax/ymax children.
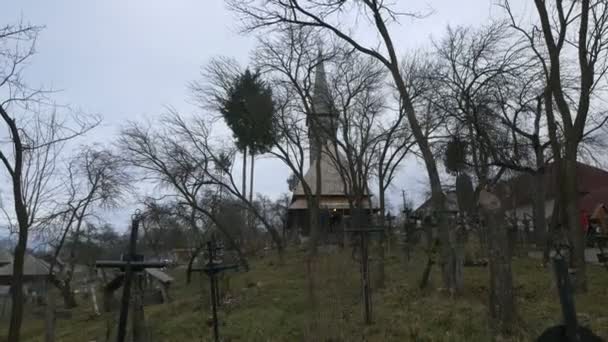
<box><xmin>220</xmin><ymin>69</ymin><xmax>275</xmax><ymax>205</ymax></box>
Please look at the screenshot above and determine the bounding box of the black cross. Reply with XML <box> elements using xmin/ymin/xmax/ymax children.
<box><xmin>345</xmin><ymin>226</ymin><xmax>384</xmax><ymax>325</ymax></box>
<box><xmin>95</xmin><ymin>211</ymin><xmax>166</xmax><ymax>342</ymax></box>
<box><xmin>191</xmin><ymin>238</ymin><xmax>239</xmax><ymax>342</ymax></box>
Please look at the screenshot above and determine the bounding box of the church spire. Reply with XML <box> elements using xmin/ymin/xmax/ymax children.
<box><xmin>311</xmin><ymin>51</ymin><xmax>333</xmax><ymax>115</ymax></box>
<box><xmin>307</xmin><ymin>49</ymin><xmax>336</xmax><ymax>167</ymax></box>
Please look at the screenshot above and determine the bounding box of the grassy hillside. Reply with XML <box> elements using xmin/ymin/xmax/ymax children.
<box><xmin>3</xmin><ymin>246</ymin><xmax>608</xmax><ymax>341</ymax></box>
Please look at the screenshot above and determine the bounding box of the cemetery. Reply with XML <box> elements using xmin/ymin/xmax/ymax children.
<box><xmin>1</xmin><ymin>244</ymin><xmax>607</xmax><ymax>341</ymax></box>
<box><xmin>3</xmin><ymin>1</ymin><xmax>608</xmax><ymax>341</ymax></box>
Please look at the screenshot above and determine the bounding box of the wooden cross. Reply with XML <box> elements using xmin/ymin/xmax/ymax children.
<box><xmin>191</xmin><ymin>238</ymin><xmax>239</xmax><ymax>342</ymax></box>
<box><xmin>345</xmin><ymin>226</ymin><xmax>384</xmax><ymax>325</ymax></box>
<box><xmin>95</xmin><ymin>211</ymin><xmax>166</xmax><ymax>342</ymax></box>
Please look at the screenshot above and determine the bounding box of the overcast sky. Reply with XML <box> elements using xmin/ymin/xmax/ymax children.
<box><xmin>1</xmin><ymin>1</ymin><xmax>528</xmax><ymax>232</ymax></box>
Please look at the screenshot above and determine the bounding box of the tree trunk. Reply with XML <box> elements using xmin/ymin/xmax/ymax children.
<box><xmin>60</xmin><ymin>282</ymin><xmax>77</xmax><ymax>309</ymax></box>
<box><xmin>49</xmin><ymin>276</ymin><xmax>78</xmax><ymax>309</ymax></box>
<box><xmin>376</xmin><ymin>176</ymin><xmax>386</xmax><ymax>288</ymax></box>
<box><xmin>542</xmin><ymin>86</ymin><xmax>564</xmax><ymax>266</ymax></box>
<box><xmin>8</xmin><ymin>225</ymin><xmax>27</xmax><ymax>342</ymax></box>
<box><xmin>532</xmin><ymin>170</ymin><xmax>547</xmax><ymax>249</ymax></box>
<box><xmin>90</xmin><ymin>285</ymin><xmax>100</xmax><ymax>316</ymax></box>
<box><xmin>248</xmin><ymin>152</ymin><xmax>254</xmax><ymax>235</ymax></box>
<box><xmin>564</xmin><ymin>147</ymin><xmax>587</xmax><ymax>292</ymax></box>
<box><xmin>186</xmin><ymin>245</ymin><xmax>202</xmax><ymax>284</ymax></box>
<box><xmin>419</xmin><ymin>237</ymin><xmax>438</xmax><ymax>289</ymax></box>
<box><xmin>306</xmin><ymin>201</ymin><xmax>320</xmax><ymax>336</ymax></box>
<box><xmin>533</xmin><ymin>132</ymin><xmax>548</xmax><ymax>251</ymax></box>
<box><xmin>305</xmin><ymin>137</ymin><xmax>323</xmax><ymax>336</ymax></box>
<box><xmin>372</xmin><ymin>12</ymin><xmax>458</xmax><ymax>293</ymax></box>
<box><xmin>249</xmin><ymin>152</ymin><xmax>255</xmax><ymax>204</ymax></box>
<box><xmin>479</xmin><ymin>189</ymin><xmax>515</xmax><ymax>337</ymax></box>
<box><xmin>242</xmin><ymin>146</ymin><xmax>247</xmax><ymax>197</ymax></box>
<box><xmin>44</xmin><ymin>287</ymin><xmax>56</xmax><ymax>342</ymax></box>
<box><xmin>436</xmin><ymin>207</ymin><xmax>462</xmax><ymax>294</ymax></box>
<box><xmin>544</xmin><ymin>199</ymin><xmax>563</xmax><ymax>265</ymax></box>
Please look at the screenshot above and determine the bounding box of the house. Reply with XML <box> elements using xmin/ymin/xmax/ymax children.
<box><xmin>504</xmin><ymin>162</ymin><xmax>608</xmax><ymax>223</ymax></box>
<box><xmin>413</xmin><ymin>191</ymin><xmax>459</xmax><ymax>218</ymax></box>
<box><xmin>0</xmin><ymin>251</ymin><xmax>53</xmax><ymax>310</ymax></box>
<box><xmin>413</xmin><ymin>162</ymin><xmax>608</xmax><ymax>231</ymax></box>
<box><xmin>0</xmin><ymin>251</ymin><xmax>51</xmax><ymax>285</ymax></box>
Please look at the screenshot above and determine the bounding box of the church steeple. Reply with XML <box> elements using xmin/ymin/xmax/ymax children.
<box><xmin>308</xmin><ymin>52</ymin><xmax>336</xmax><ymax>166</ymax></box>
<box><xmin>311</xmin><ymin>55</ymin><xmax>332</xmax><ymax>116</ymax></box>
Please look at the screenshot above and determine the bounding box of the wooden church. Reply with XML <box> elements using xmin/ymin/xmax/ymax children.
<box><xmin>287</xmin><ymin>57</ymin><xmax>374</xmax><ymax>243</ymax></box>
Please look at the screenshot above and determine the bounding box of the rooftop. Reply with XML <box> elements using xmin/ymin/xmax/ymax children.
<box><xmin>0</xmin><ymin>251</ymin><xmax>51</xmax><ymax>285</ymax></box>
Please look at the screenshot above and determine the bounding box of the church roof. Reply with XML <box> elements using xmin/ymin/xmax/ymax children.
<box><xmin>293</xmin><ymin>145</ymin><xmax>347</xmax><ymax>197</ymax></box>
<box><xmin>289</xmin><ymin>197</ymin><xmax>373</xmax><ymax>210</ymax></box>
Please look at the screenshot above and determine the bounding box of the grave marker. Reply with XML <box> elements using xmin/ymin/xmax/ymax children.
<box><xmin>537</xmin><ymin>245</ymin><xmax>602</xmax><ymax>341</ymax></box>
<box><xmin>345</xmin><ymin>226</ymin><xmax>384</xmax><ymax>325</ymax></box>
<box><xmin>95</xmin><ymin>211</ymin><xmax>166</xmax><ymax>342</ymax></box>
<box><xmin>191</xmin><ymin>238</ymin><xmax>239</xmax><ymax>342</ymax></box>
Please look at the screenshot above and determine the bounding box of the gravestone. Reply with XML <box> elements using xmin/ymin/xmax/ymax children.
<box><xmin>478</xmin><ymin>187</ymin><xmax>515</xmax><ymax>335</ymax></box>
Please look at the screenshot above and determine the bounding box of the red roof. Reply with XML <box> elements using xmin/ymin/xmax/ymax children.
<box><xmin>413</xmin><ymin>162</ymin><xmax>608</xmax><ymax>213</ymax></box>
<box><xmin>504</xmin><ymin>162</ymin><xmax>608</xmax><ymax>208</ymax></box>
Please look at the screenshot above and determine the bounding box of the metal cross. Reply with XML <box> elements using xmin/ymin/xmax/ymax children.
<box><xmin>345</xmin><ymin>226</ymin><xmax>384</xmax><ymax>325</ymax></box>
<box><xmin>95</xmin><ymin>211</ymin><xmax>166</xmax><ymax>342</ymax></box>
<box><xmin>191</xmin><ymin>238</ymin><xmax>239</xmax><ymax>342</ymax></box>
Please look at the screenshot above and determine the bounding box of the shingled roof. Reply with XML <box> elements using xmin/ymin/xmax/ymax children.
<box><xmin>0</xmin><ymin>251</ymin><xmax>51</xmax><ymax>285</ymax></box>
<box><xmin>293</xmin><ymin>145</ymin><xmax>347</xmax><ymax>197</ymax></box>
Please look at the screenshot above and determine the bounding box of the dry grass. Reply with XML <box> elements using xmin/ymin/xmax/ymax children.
<box><xmin>3</xmin><ymin>243</ymin><xmax>608</xmax><ymax>341</ymax></box>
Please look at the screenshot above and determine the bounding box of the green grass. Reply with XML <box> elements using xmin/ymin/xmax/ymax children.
<box><xmin>3</xmin><ymin>244</ymin><xmax>608</xmax><ymax>341</ymax></box>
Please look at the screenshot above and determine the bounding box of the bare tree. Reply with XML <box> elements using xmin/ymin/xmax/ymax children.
<box><xmin>119</xmin><ymin>120</ymin><xmax>250</xmax><ymax>270</ymax></box>
<box><xmin>162</xmin><ymin>113</ymin><xmax>286</xmax><ymax>256</ymax></box>
<box><xmin>251</xmin><ymin>26</ymin><xmax>325</xmax><ymax>256</ymax></box>
<box><xmin>139</xmin><ymin>199</ymin><xmax>182</xmax><ymax>258</ymax></box>
<box><xmin>0</xmin><ymin>20</ymin><xmax>101</xmax><ymax>341</ymax></box>
<box><xmin>45</xmin><ymin>147</ymin><xmax>129</xmax><ymax>308</ymax></box>
<box><xmin>249</xmin><ymin>28</ymin><xmax>340</xmax><ymax>333</ymax></box>
<box><xmin>319</xmin><ymin>48</ymin><xmax>400</xmax><ymax>287</ymax></box>
<box><xmin>503</xmin><ymin>0</ymin><xmax>608</xmax><ymax>291</ymax></box>
<box><xmin>227</xmin><ymin>0</ymin><xmax>465</xmax><ymax>293</ymax></box>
